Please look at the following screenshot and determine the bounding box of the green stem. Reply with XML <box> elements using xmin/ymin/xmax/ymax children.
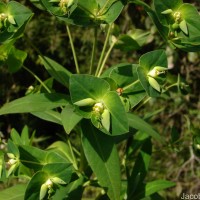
<box><xmin>135</xmin><ymin>96</ymin><xmax>151</xmax><ymax>111</ymax></box>
<box><xmin>122</xmin><ymin>79</ymin><xmax>140</xmax><ymax>91</ymax></box>
<box><xmin>24</xmin><ymin>34</ymin><xmax>43</xmax><ymax>57</ymax></box>
<box><xmin>95</xmin><ymin>24</ymin><xmax>113</xmax><ymax>76</ymax></box>
<box><xmin>89</xmin><ymin>27</ymin><xmax>98</xmax><ymax>74</ymax></box>
<box><xmin>97</xmin><ymin>37</ymin><xmax>116</xmax><ymax>77</ymax></box>
<box><xmin>66</xmin><ymin>25</ymin><xmax>80</xmax><ymax>74</ymax></box>
<box><xmin>165</xmin><ymin>83</ymin><xmax>178</xmax><ymax>90</ymax></box>
<box><xmin>22</xmin><ymin>66</ymin><xmax>51</xmax><ymax>93</ymax></box>
<box><xmin>67</xmin><ymin>138</ymin><xmax>78</xmax><ymax>170</ymax></box>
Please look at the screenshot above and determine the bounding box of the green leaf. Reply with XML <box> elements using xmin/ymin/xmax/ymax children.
<box><xmin>96</xmin><ymin>0</ymin><xmax>125</xmax><ymax>24</ymax></box>
<box><xmin>10</xmin><ymin>128</ymin><xmax>23</xmax><ymax>145</ymax></box>
<box><xmin>31</xmin><ymin>110</ymin><xmax>62</xmax><ymax>125</ymax></box>
<box><xmin>7</xmin><ymin>47</ymin><xmax>27</xmax><ymax>73</ymax></box>
<box><xmin>153</xmin><ymin>0</ymin><xmax>182</xmax><ymax>25</ymax></box>
<box><xmin>0</xmin><ymin>1</ymin><xmax>33</xmax><ymax>42</ymax></box>
<box><xmin>134</xmin><ymin>180</ymin><xmax>176</xmax><ymax>200</ymax></box>
<box><xmin>81</xmin><ymin>120</ymin><xmax>121</xmax><ymax>200</ymax></box>
<box><xmin>130</xmin><ymin>0</ymin><xmax>168</xmax><ymax>41</ymax></box>
<box><xmin>47</xmin><ymin>141</ymin><xmax>78</xmax><ymax>170</ymax></box>
<box><xmin>25</xmin><ymin>171</ymin><xmax>49</xmax><ymax>200</ymax></box>
<box><xmin>7</xmin><ymin>139</ymin><xmax>19</xmax><ymax>157</ymax></box>
<box><xmin>42</xmin><ymin>0</ymin><xmax>124</xmax><ymax>26</ymax></box>
<box><xmin>0</xmin><ymin>93</ymin><xmax>69</xmax><ymax>115</ymax></box>
<box><xmin>139</xmin><ymin>50</ymin><xmax>167</xmax><ymax>72</ymax></box>
<box><xmin>0</xmin><ymin>184</ymin><xmax>26</xmax><ymax>200</ymax></box>
<box><xmin>61</xmin><ymin>104</ymin><xmax>82</xmax><ymax>134</ymax></box>
<box><xmin>70</xmin><ymin>74</ymin><xmax>110</xmax><ymax>103</ymax></box>
<box><xmin>115</xmin><ymin>34</ymin><xmax>140</xmax><ymax>52</ymax></box>
<box><xmin>127</xmin><ymin>113</ymin><xmax>164</xmax><ymax>143</ymax></box>
<box><xmin>127</xmin><ymin>138</ymin><xmax>152</xmax><ymax>199</ymax></box>
<box><xmin>138</xmin><ymin>50</ymin><xmax>167</xmax><ymax>97</ymax></box>
<box><xmin>55</xmin><ymin>175</ymin><xmax>85</xmax><ymax>200</ymax></box>
<box><xmin>115</xmin><ymin>29</ymin><xmax>149</xmax><ymax>52</ymax></box>
<box><xmin>137</xmin><ymin>66</ymin><xmax>159</xmax><ymax>97</ymax></box>
<box><xmin>40</xmin><ymin>56</ymin><xmax>72</xmax><ymax>88</ymax></box>
<box><xmin>0</xmin><ymin>151</ymin><xmax>7</xmax><ymax>181</ymax></box>
<box><xmin>102</xmin><ymin>63</ymin><xmax>146</xmax><ymax>108</ymax></box>
<box><xmin>103</xmin><ymin>91</ymin><xmax>129</xmax><ymax>135</ymax></box>
<box><xmin>42</xmin><ymin>163</ymin><xmax>73</xmax><ymax>184</ymax></box>
<box><xmin>18</xmin><ymin>145</ymin><xmax>48</xmax><ymax>170</ymax></box>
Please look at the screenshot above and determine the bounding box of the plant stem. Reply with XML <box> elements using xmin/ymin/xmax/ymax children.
<box><xmin>122</xmin><ymin>79</ymin><xmax>140</xmax><ymax>91</ymax></box>
<box><xmin>66</xmin><ymin>24</ymin><xmax>80</xmax><ymax>74</ymax></box>
<box><xmin>97</xmin><ymin>37</ymin><xmax>116</xmax><ymax>77</ymax></box>
<box><xmin>95</xmin><ymin>24</ymin><xmax>113</xmax><ymax>77</ymax></box>
<box><xmin>22</xmin><ymin>65</ymin><xmax>51</xmax><ymax>93</ymax></box>
<box><xmin>135</xmin><ymin>96</ymin><xmax>151</xmax><ymax>111</ymax></box>
<box><xmin>67</xmin><ymin>138</ymin><xmax>78</xmax><ymax>170</ymax></box>
<box><xmin>89</xmin><ymin>27</ymin><xmax>98</xmax><ymax>74</ymax></box>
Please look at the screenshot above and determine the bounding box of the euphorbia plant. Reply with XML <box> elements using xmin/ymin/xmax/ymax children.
<box><xmin>0</xmin><ymin>0</ymin><xmax>199</xmax><ymax>199</ymax></box>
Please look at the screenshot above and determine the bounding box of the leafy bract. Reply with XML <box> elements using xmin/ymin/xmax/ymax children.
<box><xmin>102</xmin><ymin>63</ymin><xmax>146</xmax><ymax>109</ymax></box>
<box><xmin>137</xmin><ymin>50</ymin><xmax>168</xmax><ymax>97</ymax></box>
<box><xmin>0</xmin><ymin>1</ymin><xmax>33</xmax><ymax>43</ymax></box>
<box><xmin>154</xmin><ymin>0</ymin><xmax>200</xmax><ymax>51</ymax></box>
<box><xmin>103</xmin><ymin>91</ymin><xmax>129</xmax><ymax>135</ymax></box>
<box><xmin>70</xmin><ymin>74</ymin><xmax>110</xmax><ymax>102</ymax></box>
<box><xmin>40</xmin><ymin>0</ymin><xmax>124</xmax><ymax>26</ymax></box>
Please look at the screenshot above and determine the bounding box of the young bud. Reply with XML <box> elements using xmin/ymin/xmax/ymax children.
<box><xmin>40</xmin><ymin>183</ymin><xmax>48</xmax><ymax>200</ymax></box>
<box><xmin>51</xmin><ymin>177</ymin><xmax>66</xmax><ymax>185</ymax></box>
<box><xmin>161</xmin><ymin>9</ymin><xmax>173</xmax><ymax>15</ymax></box>
<box><xmin>74</xmin><ymin>98</ymin><xmax>96</xmax><ymax>107</ymax></box>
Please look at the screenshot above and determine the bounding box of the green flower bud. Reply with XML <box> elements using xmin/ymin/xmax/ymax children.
<box><xmin>40</xmin><ymin>183</ymin><xmax>48</xmax><ymax>200</ymax></box>
<box><xmin>148</xmin><ymin>76</ymin><xmax>161</xmax><ymax>92</ymax></box>
<box><xmin>8</xmin><ymin>15</ymin><xmax>16</xmax><ymax>25</ymax></box>
<box><xmin>148</xmin><ymin>66</ymin><xmax>167</xmax><ymax>78</ymax></box>
<box><xmin>161</xmin><ymin>9</ymin><xmax>173</xmax><ymax>15</ymax></box>
<box><xmin>101</xmin><ymin>109</ymin><xmax>110</xmax><ymax>132</ymax></box>
<box><xmin>7</xmin><ymin>153</ymin><xmax>15</xmax><ymax>159</ymax></box>
<box><xmin>51</xmin><ymin>177</ymin><xmax>66</xmax><ymax>185</ymax></box>
<box><xmin>172</xmin><ymin>23</ymin><xmax>179</xmax><ymax>30</ymax></box>
<box><xmin>74</xmin><ymin>98</ymin><xmax>96</xmax><ymax>107</ymax></box>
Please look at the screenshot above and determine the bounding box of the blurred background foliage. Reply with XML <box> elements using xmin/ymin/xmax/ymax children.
<box><xmin>0</xmin><ymin>0</ymin><xmax>200</xmax><ymax>199</ymax></box>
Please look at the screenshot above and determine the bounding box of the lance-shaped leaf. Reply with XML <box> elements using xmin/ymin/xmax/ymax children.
<box><xmin>0</xmin><ymin>93</ymin><xmax>69</xmax><ymax>115</ymax></box>
<box><xmin>40</xmin><ymin>56</ymin><xmax>72</xmax><ymax>88</ymax></box>
<box><xmin>81</xmin><ymin>120</ymin><xmax>121</xmax><ymax>200</ymax></box>
<box><xmin>127</xmin><ymin>113</ymin><xmax>164</xmax><ymax>143</ymax></box>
